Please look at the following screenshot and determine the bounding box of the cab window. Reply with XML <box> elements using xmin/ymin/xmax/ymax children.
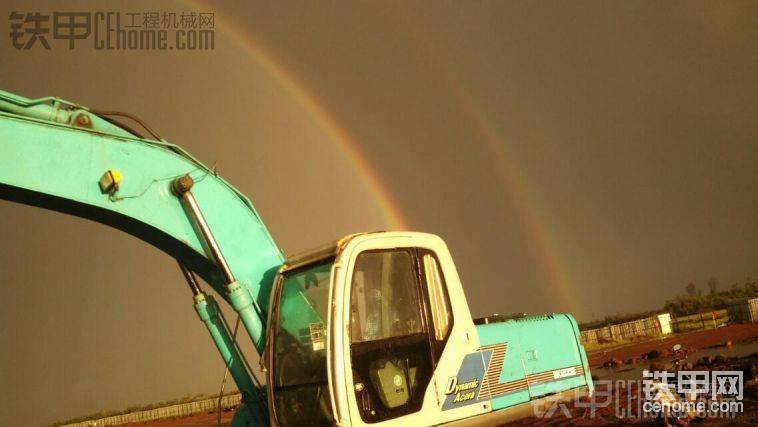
<box><xmin>271</xmin><ymin>260</ymin><xmax>334</xmax><ymax>426</ymax></box>
<box><xmin>350</xmin><ymin>250</ymin><xmax>424</xmax><ymax>342</ymax></box>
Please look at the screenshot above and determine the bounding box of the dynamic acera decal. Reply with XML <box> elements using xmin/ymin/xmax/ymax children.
<box><xmin>441</xmin><ymin>346</ymin><xmax>493</xmax><ymax>410</ymax></box>
<box><xmin>442</xmin><ymin>343</ymin><xmax>584</xmax><ymax>411</ymax></box>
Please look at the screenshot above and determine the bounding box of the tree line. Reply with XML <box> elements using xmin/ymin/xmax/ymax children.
<box><xmin>663</xmin><ymin>277</ymin><xmax>758</xmax><ymax>316</ymax></box>
<box><xmin>580</xmin><ymin>277</ymin><xmax>757</xmax><ymax>330</ymax></box>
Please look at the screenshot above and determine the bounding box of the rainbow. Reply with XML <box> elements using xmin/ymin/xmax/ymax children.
<box><xmin>184</xmin><ymin>2</ymin><xmax>579</xmax><ymax>315</ymax></box>
<box><xmin>393</xmin><ymin>6</ymin><xmax>579</xmax><ymax>314</ymax></box>
<box><xmin>185</xmin><ymin>0</ymin><xmax>406</xmax><ymax>231</ymax></box>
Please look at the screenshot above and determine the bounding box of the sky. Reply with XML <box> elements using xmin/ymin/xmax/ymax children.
<box><xmin>1</xmin><ymin>0</ymin><xmax>757</xmax><ymax>425</ymax></box>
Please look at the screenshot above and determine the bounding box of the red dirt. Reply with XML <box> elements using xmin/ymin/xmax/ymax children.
<box><xmin>587</xmin><ymin>323</ymin><xmax>758</xmax><ymax>368</ymax></box>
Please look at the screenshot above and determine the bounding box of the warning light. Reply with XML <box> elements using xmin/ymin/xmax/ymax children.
<box><xmin>99</xmin><ymin>169</ymin><xmax>122</xmax><ymax>194</ymax></box>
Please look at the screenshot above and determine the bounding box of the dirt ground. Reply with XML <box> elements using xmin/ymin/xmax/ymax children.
<box><xmin>586</xmin><ymin>323</ymin><xmax>758</xmax><ymax>369</ymax></box>
<box><xmin>121</xmin><ymin>324</ymin><xmax>758</xmax><ymax>427</ymax></box>
<box><xmin>513</xmin><ymin>323</ymin><xmax>758</xmax><ymax>426</ymax></box>
<box><xmin>122</xmin><ymin>411</ymin><xmax>233</xmax><ymax>427</ymax></box>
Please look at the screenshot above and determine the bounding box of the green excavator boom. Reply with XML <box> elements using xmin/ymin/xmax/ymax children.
<box><xmin>0</xmin><ymin>89</ymin><xmax>284</xmax><ymax>351</ymax></box>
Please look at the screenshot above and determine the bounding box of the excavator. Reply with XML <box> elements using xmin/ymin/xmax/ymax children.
<box><xmin>0</xmin><ymin>89</ymin><xmax>592</xmax><ymax>426</ymax></box>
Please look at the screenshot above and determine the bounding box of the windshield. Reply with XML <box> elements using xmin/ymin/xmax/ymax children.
<box><xmin>271</xmin><ymin>259</ymin><xmax>334</xmax><ymax>426</ymax></box>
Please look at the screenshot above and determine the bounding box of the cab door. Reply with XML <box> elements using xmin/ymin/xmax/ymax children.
<box><xmin>346</xmin><ymin>248</ymin><xmax>436</xmax><ymax>424</ymax></box>
<box><xmin>338</xmin><ymin>234</ymin><xmax>487</xmax><ymax>426</ymax></box>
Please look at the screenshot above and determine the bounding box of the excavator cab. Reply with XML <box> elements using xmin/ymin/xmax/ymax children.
<box><xmin>265</xmin><ymin>232</ymin><xmax>486</xmax><ymax>427</ymax></box>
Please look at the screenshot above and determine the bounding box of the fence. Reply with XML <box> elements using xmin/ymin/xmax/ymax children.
<box><xmin>61</xmin><ymin>393</ymin><xmax>241</xmax><ymax>427</ymax></box>
<box><xmin>727</xmin><ymin>297</ymin><xmax>758</xmax><ymax>323</ymax></box>
<box><xmin>670</xmin><ymin>309</ymin><xmax>728</xmax><ymax>332</ymax></box>
<box><xmin>580</xmin><ymin>313</ymin><xmax>670</xmax><ymax>345</ymax></box>
<box><xmin>581</xmin><ymin>301</ymin><xmax>757</xmax><ymax>346</ymax></box>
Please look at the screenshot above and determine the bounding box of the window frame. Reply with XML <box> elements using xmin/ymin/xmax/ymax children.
<box><xmin>421</xmin><ymin>252</ymin><xmax>453</xmax><ymax>342</ymax></box>
<box><xmin>416</xmin><ymin>249</ymin><xmax>455</xmax><ymax>365</ymax></box>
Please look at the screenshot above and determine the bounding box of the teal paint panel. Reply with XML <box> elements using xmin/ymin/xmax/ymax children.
<box><xmin>517</xmin><ymin>315</ymin><xmax>581</xmax><ymax>371</ymax></box>
<box><xmin>530</xmin><ymin>376</ymin><xmax>586</xmax><ymax>396</ymax></box>
<box><xmin>490</xmin><ymin>389</ymin><xmax>530</xmax><ymax>411</ymax></box>
<box><xmin>477</xmin><ymin>321</ymin><xmax>526</xmax><ymax>383</ymax></box>
<box><xmin>476</xmin><ymin>323</ymin><xmax>530</xmax><ymax>409</ymax></box>
<box><xmin>476</xmin><ymin>319</ymin><xmax>521</xmax><ymax>347</ymax></box>
<box><xmin>475</xmin><ymin>313</ymin><xmax>591</xmax><ymax>408</ymax></box>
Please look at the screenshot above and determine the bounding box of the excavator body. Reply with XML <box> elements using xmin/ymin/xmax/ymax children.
<box><xmin>0</xmin><ymin>89</ymin><xmax>591</xmax><ymax>426</ymax></box>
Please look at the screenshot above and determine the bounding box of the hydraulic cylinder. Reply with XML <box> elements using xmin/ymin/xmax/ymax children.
<box><xmin>193</xmin><ymin>293</ymin><xmax>257</xmax><ymax>397</ymax></box>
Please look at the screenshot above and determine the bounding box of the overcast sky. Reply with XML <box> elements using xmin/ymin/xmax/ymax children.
<box><xmin>1</xmin><ymin>1</ymin><xmax>757</xmax><ymax>425</ymax></box>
